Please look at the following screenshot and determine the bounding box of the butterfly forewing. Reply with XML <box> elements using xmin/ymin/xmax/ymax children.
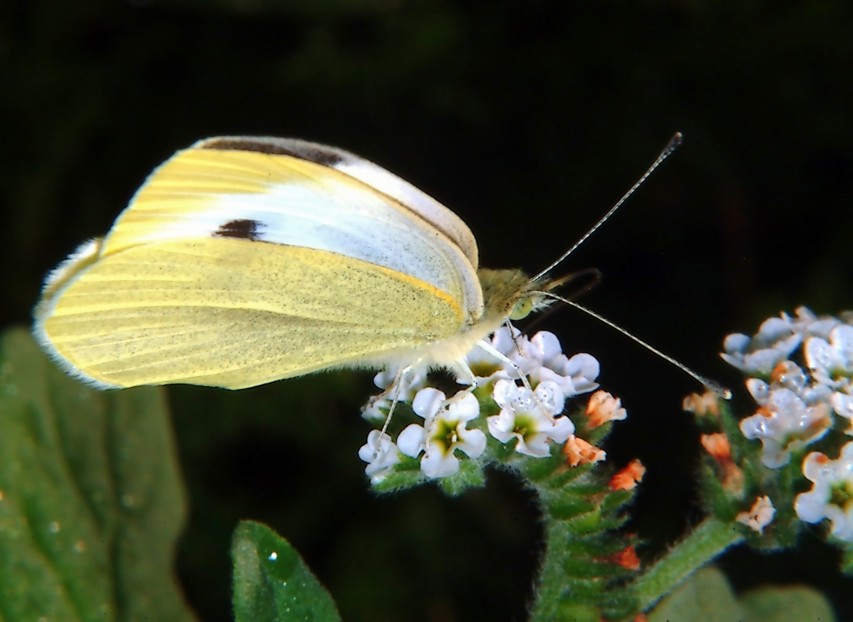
<box><xmin>196</xmin><ymin>136</ymin><xmax>480</xmax><ymax>268</ymax></box>
<box><xmin>102</xmin><ymin>143</ymin><xmax>482</xmax><ymax>314</ymax></box>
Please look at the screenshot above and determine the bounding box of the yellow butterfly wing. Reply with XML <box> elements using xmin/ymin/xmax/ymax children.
<box><xmin>34</xmin><ymin>137</ymin><xmax>487</xmax><ymax>389</ymax></box>
<box><xmin>102</xmin><ymin>138</ymin><xmax>483</xmax><ymax>313</ymax></box>
<box><xmin>36</xmin><ymin>238</ymin><xmax>465</xmax><ymax>389</ymax></box>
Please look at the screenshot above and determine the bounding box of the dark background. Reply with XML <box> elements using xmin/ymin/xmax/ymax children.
<box><xmin>3</xmin><ymin>2</ymin><xmax>852</xmax><ymax>621</ymax></box>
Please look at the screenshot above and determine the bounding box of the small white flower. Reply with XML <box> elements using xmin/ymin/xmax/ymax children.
<box><xmin>792</xmin><ymin>306</ymin><xmax>846</xmax><ymax>340</ymax></box>
<box><xmin>362</xmin><ymin>365</ymin><xmax>430</xmax><ymax>422</ymax></box>
<box><xmin>769</xmin><ymin>360</ymin><xmax>808</xmax><ymax>393</ymax></box>
<box><xmin>462</xmin><ymin>325</ymin><xmax>523</xmax><ymax>387</ymax></box>
<box><xmin>487</xmin><ymin>379</ymin><xmax>574</xmax><ymax>457</ymax></box>
<box><xmin>462</xmin><ymin>327</ymin><xmax>600</xmax><ymax>399</ymax></box>
<box><xmin>520</xmin><ymin>331</ymin><xmax>600</xmax><ymax>397</ymax></box>
<box><xmin>736</xmin><ymin>495</ymin><xmax>776</xmax><ymax>534</ymax></box>
<box><xmin>746</xmin><ymin>362</ymin><xmax>834</xmax><ymax>407</ymax></box>
<box><xmin>720</xmin><ymin>317</ymin><xmax>802</xmax><ymax>376</ymax></box>
<box><xmin>721</xmin><ymin>308</ymin><xmax>853</xmax><ymax>377</ymax></box>
<box><xmin>358</xmin><ymin>431</ymin><xmax>400</xmax><ymax>483</ymax></box>
<box><xmin>373</xmin><ymin>364</ymin><xmax>430</xmax><ymax>397</ymax></box>
<box><xmin>795</xmin><ymin>442</ymin><xmax>853</xmax><ymax>541</ymax></box>
<box><xmin>739</xmin><ymin>387</ymin><xmax>832</xmax><ymax>468</ymax></box>
<box><xmin>397</xmin><ymin>388</ymin><xmax>486</xmax><ymax>479</ymax></box>
<box><xmin>831</xmin><ymin>388</ymin><xmax>853</xmax><ymax>432</ymax></box>
<box><xmin>805</xmin><ymin>324</ymin><xmax>853</xmax><ymax>383</ymax></box>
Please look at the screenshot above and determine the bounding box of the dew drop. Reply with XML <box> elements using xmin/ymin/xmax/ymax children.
<box><xmin>268</xmin><ymin>551</ymin><xmax>278</xmax><ymax>561</ymax></box>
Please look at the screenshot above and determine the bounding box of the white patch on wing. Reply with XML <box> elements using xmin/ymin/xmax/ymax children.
<box><xmin>205</xmin><ymin>181</ymin><xmax>464</xmax><ymax>298</ymax></box>
<box><xmin>330</xmin><ymin>157</ymin><xmax>479</xmax><ymax>267</ymax></box>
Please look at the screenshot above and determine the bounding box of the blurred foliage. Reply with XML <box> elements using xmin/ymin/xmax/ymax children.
<box><xmin>0</xmin><ymin>329</ymin><xmax>192</xmax><ymax>621</ymax></box>
<box><xmin>2</xmin><ymin>1</ymin><xmax>852</xmax><ymax>620</ymax></box>
<box><xmin>650</xmin><ymin>566</ymin><xmax>835</xmax><ymax>622</ymax></box>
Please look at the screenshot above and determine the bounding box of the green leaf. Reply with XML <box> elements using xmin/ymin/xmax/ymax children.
<box><xmin>739</xmin><ymin>584</ymin><xmax>836</xmax><ymax>622</ymax></box>
<box><xmin>232</xmin><ymin>520</ymin><xmax>340</xmax><ymax>622</ymax></box>
<box><xmin>649</xmin><ymin>567</ymin><xmax>835</xmax><ymax>622</ymax></box>
<box><xmin>0</xmin><ymin>327</ymin><xmax>193</xmax><ymax>621</ymax></box>
<box><xmin>648</xmin><ymin>567</ymin><xmax>742</xmax><ymax>622</ymax></box>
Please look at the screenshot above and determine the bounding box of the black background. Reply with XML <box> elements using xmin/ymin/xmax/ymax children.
<box><xmin>3</xmin><ymin>2</ymin><xmax>852</xmax><ymax>621</ymax></box>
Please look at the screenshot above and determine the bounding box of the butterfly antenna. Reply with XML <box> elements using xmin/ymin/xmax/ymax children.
<box><xmin>532</xmin><ymin>132</ymin><xmax>683</xmax><ymax>283</ymax></box>
<box><xmin>540</xmin><ymin>292</ymin><xmax>730</xmax><ymax>398</ymax></box>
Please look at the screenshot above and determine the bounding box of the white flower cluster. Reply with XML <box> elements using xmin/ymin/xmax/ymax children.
<box><xmin>723</xmin><ymin>308</ymin><xmax>853</xmax><ymax>468</ymax></box>
<box><xmin>359</xmin><ymin>327</ymin><xmax>601</xmax><ymax>482</ymax></box>
<box><xmin>721</xmin><ymin>307</ymin><xmax>849</xmax><ymax>376</ymax></box>
<box><xmin>722</xmin><ymin>307</ymin><xmax>853</xmax><ymax>540</ymax></box>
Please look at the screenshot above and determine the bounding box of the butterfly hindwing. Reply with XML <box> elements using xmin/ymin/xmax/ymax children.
<box><xmin>37</xmin><ymin>238</ymin><xmax>465</xmax><ymax>389</ymax></box>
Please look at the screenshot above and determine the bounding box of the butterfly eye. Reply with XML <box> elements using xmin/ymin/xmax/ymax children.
<box><xmin>509</xmin><ymin>297</ymin><xmax>535</xmax><ymax>321</ymax></box>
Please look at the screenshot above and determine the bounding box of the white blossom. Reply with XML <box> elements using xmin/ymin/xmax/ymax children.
<box><xmin>487</xmin><ymin>379</ymin><xmax>574</xmax><ymax>457</ymax></box>
<box><xmin>739</xmin><ymin>386</ymin><xmax>831</xmax><ymax>468</ymax></box>
<box><xmin>795</xmin><ymin>442</ymin><xmax>853</xmax><ymax>541</ymax></box>
<box><xmin>397</xmin><ymin>389</ymin><xmax>486</xmax><ymax>479</ymax></box>
<box><xmin>358</xmin><ymin>431</ymin><xmax>400</xmax><ymax>483</ymax></box>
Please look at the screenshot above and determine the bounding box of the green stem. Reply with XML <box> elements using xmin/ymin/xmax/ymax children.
<box><xmin>526</xmin><ymin>467</ymin><xmax>638</xmax><ymax>622</ymax></box>
<box><xmin>529</xmin><ymin>519</ymin><xmax>575</xmax><ymax>622</ymax></box>
<box><xmin>632</xmin><ymin>516</ymin><xmax>745</xmax><ymax>612</ymax></box>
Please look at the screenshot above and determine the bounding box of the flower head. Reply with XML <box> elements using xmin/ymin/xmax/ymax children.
<box><xmin>717</xmin><ymin>309</ymin><xmax>853</xmax><ymax>547</ymax></box>
<box><xmin>360</xmin><ymin>327</ymin><xmax>607</xmax><ymax>484</ymax></box>
<box><xmin>721</xmin><ymin>309</ymin><xmax>852</xmax><ymax>468</ymax></box>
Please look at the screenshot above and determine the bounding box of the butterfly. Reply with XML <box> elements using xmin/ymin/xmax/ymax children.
<box><xmin>33</xmin><ymin>136</ymin><xmax>547</xmax><ymax>390</ymax></box>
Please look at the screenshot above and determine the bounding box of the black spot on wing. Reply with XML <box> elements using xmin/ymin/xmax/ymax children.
<box><xmin>214</xmin><ymin>219</ymin><xmax>263</xmax><ymax>241</ymax></box>
<box><xmin>201</xmin><ymin>137</ymin><xmax>344</xmax><ymax>167</ymax></box>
